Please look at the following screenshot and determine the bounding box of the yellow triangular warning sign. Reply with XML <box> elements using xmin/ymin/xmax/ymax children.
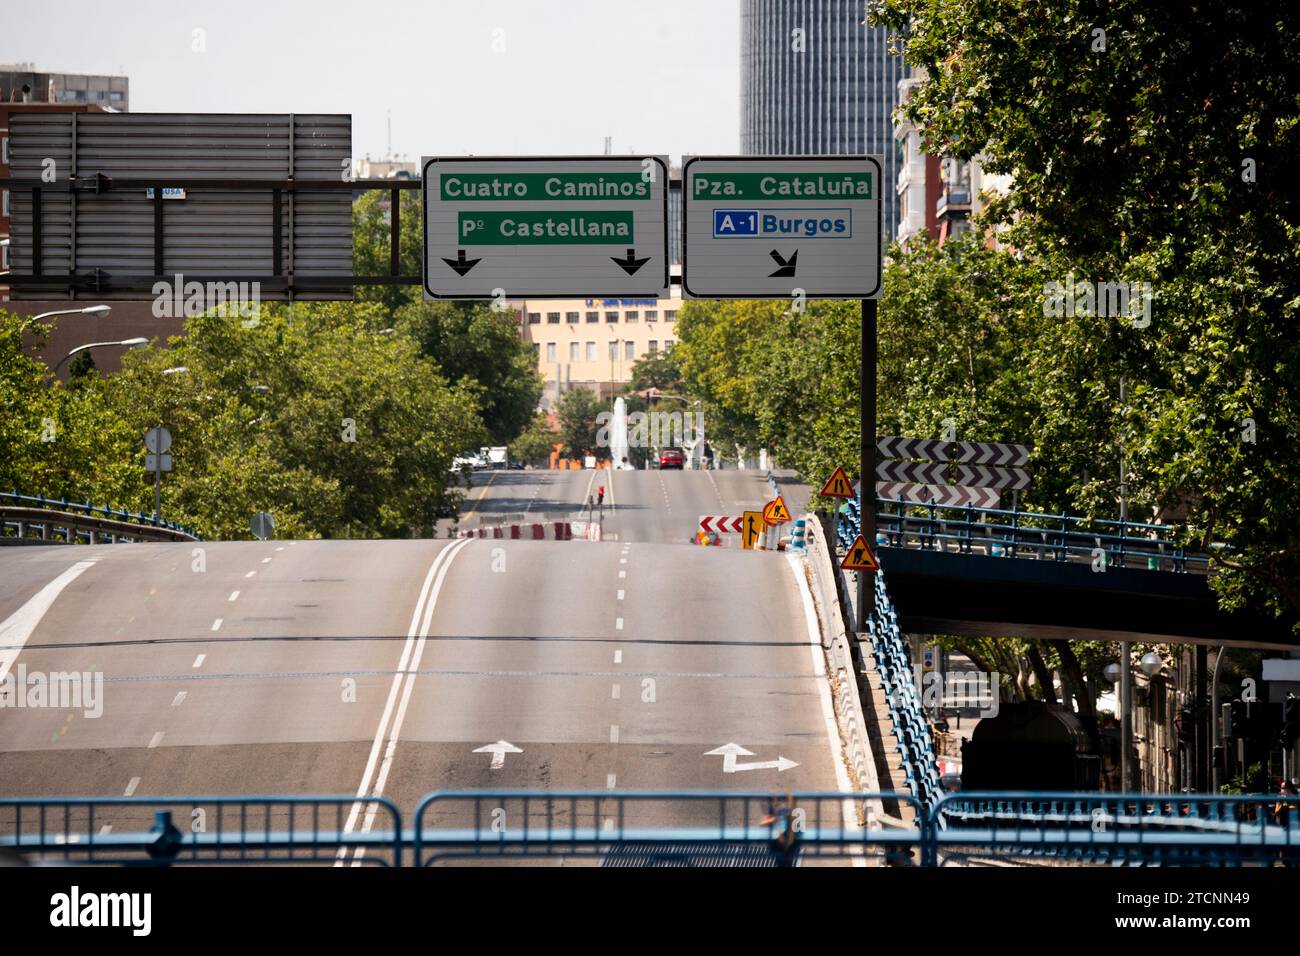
<box><xmin>762</xmin><ymin>495</ymin><xmax>792</xmax><ymax>526</ymax></box>
<box><xmin>840</xmin><ymin>534</ymin><xmax>879</xmax><ymax>571</ymax></box>
<box><xmin>820</xmin><ymin>466</ymin><xmax>855</xmax><ymax>499</ymax></box>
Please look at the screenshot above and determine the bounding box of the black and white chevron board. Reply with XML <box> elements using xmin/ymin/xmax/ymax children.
<box><xmin>875</xmin><ymin>435</ymin><xmax>1031</xmax><ymax>491</ymax></box>
<box><xmin>875</xmin><ymin>482</ymin><xmax>1000</xmax><ymax>508</ymax></box>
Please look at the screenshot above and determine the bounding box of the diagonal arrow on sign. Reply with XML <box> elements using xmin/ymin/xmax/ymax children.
<box><xmin>876</xmin><ymin>460</ymin><xmax>948</xmax><ymax>485</ymax></box>
<box><xmin>705</xmin><ymin>743</ymin><xmax>798</xmax><ymax>773</ymax></box>
<box><xmin>473</xmin><ymin>740</ymin><xmax>522</xmax><ymax>770</ymax></box>
<box><xmin>952</xmin><ymin>464</ymin><xmax>1031</xmax><ymax>490</ymax></box>
<box><xmin>768</xmin><ymin>248</ymin><xmax>798</xmax><ymax>278</ymax></box>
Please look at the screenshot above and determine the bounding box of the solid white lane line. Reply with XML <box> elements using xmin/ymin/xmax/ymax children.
<box><xmin>171</xmin><ymin>692</ymin><xmax>187</xmax><ymax>707</ymax></box>
<box><xmin>211</xmin><ymin>618</ymin><xmax>222</xmax><ymax>631</ymax></box>
<box><xmin>148</xmin><ymin>732</ymin><xmax>164</xmax><ymax>749</ymax></box>
<box><xmin>359</xmin><ymin>537</ymin><xmax>472</xmax><ymax>844</ymax></box>
<box><xmin>123</xmin><ymin>778</ymin><xmax>140</xmax><ymax>797</ymax></box>
<box><xmin>228</xmin><ymin>591</ymin><xmax>240</xmax><ymax>602</ymax></box>
<box><xmin>192</xmin><ymin>654</ymin><xmax>206</xmax><ymax>668</ymax></box>
<box><xmin>339</xmin><ymin>541</ymin><xmax>453</xmax><ymax>848</ymax></box>
<box><xmin>0</xmin><ymin>560</ymin><xmax>96</xmax><ymax>685</ymax></box>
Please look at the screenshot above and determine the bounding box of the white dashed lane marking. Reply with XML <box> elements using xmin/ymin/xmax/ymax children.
<box><xmin>123</xmin><ymin>777</ymin><xmax>140</xmax><ymax>797</ymax></box>
<box><xmin>192</xmin><ymin>654</ymin><xmax>206</xmax><ymax>668</ymax></box>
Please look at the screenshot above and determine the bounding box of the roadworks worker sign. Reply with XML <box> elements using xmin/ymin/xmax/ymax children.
<box><xmin>840</xmin><ymin>534</ymin><xmax>880</xmax><ymax>572</ymax></box>
<box><xmin>762</xmin><ymin>495</ymin><xmax>792</xmax><ymax>526</ymax></box>
<box><xmin>819</xmin><ymin>466</ymin><xmax>855</xmax><ymax>499</ymax></box>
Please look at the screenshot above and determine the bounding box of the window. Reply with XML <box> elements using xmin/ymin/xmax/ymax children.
<box><xmin>665</xmin><ymin>310</ymin><xmax>677</xmax><ymax>323</ymax></box>
<box><xmin>664</xmin><ymin>339</ymin><xmax>675</xmax><ymax>350</ymax></box>
<box><xmin>533</xmin><ymin>343</ymin><xmax>540</xmax><ymax>359</ymax></box>
<box><xmin>566</xmin><ymin>311</ymin><xmax>580</xmax><ymax>324</ymax></box>
<box><xmin>625</xmin><ymin>341</ymin><xmax>635</xmax><ymax>361</ymax></box>
<box><xmin>1</xmin><ymin>190</ymin><xmax>8</xmax><ymax>217</ymax></box>
<box><xmin>608</xmin><ymin>341</ymin><xmax>618</xmax><ymax>360</ymax></box>
<box><xmin>569</xmin><ymin>342</ymin><xmax>579</xmax><ymax>361</ymax></box>
<box><xmin>546</xmin><ymin>343</ymin><xmax>557</xmax><ymax>362</ymax></box>
<box><xmin>586</xmin><ymin>342</ymin><xmax>596</xmax><ymax>361</ymax></box>
<box><xmin>547</xmin><ymin>312</ymin><xmax>561</xmax><ymax>324</ymax></box>
<box><xmin>1</xmin><ymin>138</ymin><xmax>7</xmax><ymax>164</ymax></box>
<box><xmin>585</xmin><ymin>311</ymin><xmax>599</xmax><ymax>323</ymax></box>
<box><xmin>648</xmin><ymin>340</ymin><xmax>658</xmax><ymax>353</ymax></box>
<box><xmin>645</xmin><ymin>310</ymin><xmax>658</xmax><ymax>322</ymax></box>
<box><xmin>605</xmin><ymin>311</ymin><xmax>619</xmax><ymax>323</ymax></box>
<box><xmin>528</xmin><ymin>312</ymin><xmax>541</xmax><ymax>324</ymax></box>
<box><xmin>625</xmin><ymin>310</ymin><xmax>638</xmax><ymax>323</ymax></box>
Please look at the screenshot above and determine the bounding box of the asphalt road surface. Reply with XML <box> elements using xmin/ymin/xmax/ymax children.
<box><xmin>0</xmin><ymin>467</ymin><xmax>851</xmax><ymax>862</ymax></box>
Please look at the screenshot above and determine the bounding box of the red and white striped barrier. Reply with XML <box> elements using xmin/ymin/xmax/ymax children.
<box><xmin>459</xmin><ymin>520</ymin><xmax>600</xmax><ymax>541</ymax></box>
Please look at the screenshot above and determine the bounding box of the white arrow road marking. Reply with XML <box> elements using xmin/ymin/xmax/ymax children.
<box><xmin>705</xmin><ymin>743</ymin><xmax>798</xmax><ymax>773</ymax></box>
<box><xmin>473</xmin><ymin>740</ymin><xmax>523</xmax><ymax>770</ymax></box>
<box><xmin>0</xmin><ymin>560</ymin><xmax>95</xmax><ymax>685</ymax></box>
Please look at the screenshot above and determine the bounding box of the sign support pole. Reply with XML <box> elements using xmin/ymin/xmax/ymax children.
<box><xmin>858</xmin><ymin>298</ymin><xmax>877</xmax><ymax>633</ymax></box>
<box><xmin>153</xmin><ymin>421</ymin><xmax>163</xmax><ymax>523</ymax></box>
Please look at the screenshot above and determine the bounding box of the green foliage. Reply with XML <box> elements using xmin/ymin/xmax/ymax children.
<box><xmin>510</xmin><ymin>414</ymin><xmax>560</xmax><ymax>465</ymax></box>
<box><xmin>555</xmin><ymin>387</ymin><xmax>606</xmax><ymax>461</ymax></box>
<box><xmin>628</xmin><ymin>347</ymin><xmax>685</xmax><ymax>395</ymax></box>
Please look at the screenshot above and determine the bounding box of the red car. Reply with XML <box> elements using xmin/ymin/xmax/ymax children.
<box><xmin>658</xmin><ymin>448</ymin><xmax>684</xmax><ymax>470</ymax></box>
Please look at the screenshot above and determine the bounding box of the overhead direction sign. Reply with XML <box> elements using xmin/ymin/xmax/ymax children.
<box><xmin>423</xmin><ymin>156</ymin><xmax>669</xmax><ymax>299</ymax></box>
<box><xmin>841</xmin><ymin>534</ymin><xmax>880</xmax><ymax>572</ymax></box>
<box><xmin>820</xmin><ymin>466</ymin><xmax>856</xmax><ymax>499</ymax></box>
<box><xmin>762</xmin><ymin>496</ymin><xmax>792</xmax><ymax>526</ymax></box>
<box><xmin>681</xmin><ymin>155</ymin><xmax>882</xmax><ymax>299</ymax></box>
<box><xmin>741</xmin><ymin>511</ymin><xmax>765</xmax><ymax>550</ymax></box>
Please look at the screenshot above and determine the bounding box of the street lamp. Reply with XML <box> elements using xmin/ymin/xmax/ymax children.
<box><xmin>32</xmin><ymin>304</ymin><xmax>112</xmax><ymax>322</ymax></box>
<box><xmin>52</xmin><ymin>336</ymin><xmax>148</xmax><ymax>374</ymax></box>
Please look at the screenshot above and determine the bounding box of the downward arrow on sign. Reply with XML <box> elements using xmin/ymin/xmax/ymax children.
<box><xmin>611</xmin><ymin>248</ymin><xmax>650</xmax><ymax>276</ymax></box>
<box><xmin>705</xmin><ymin>742</ymin><xmax>798</xmax><ymax>773</ymax></box>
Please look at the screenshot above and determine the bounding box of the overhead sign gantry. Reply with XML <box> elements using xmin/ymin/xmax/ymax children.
<box><xmin>422</xmin><ymin>156</ymin><xmax>670</xmax><ymax>299</ymax></box>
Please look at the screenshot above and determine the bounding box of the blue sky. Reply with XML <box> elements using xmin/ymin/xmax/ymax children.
<box><xmin>3</xmin><ymin>0</ymin><xmax>741</xmax><ymax>161</ymax></box>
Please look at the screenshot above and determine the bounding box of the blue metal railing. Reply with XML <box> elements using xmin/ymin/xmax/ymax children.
<box><xmin>925</xmin><ymin>791</ymin><xmax>1300</xmax><ymax>867</ymax></box>
<box><xmin>1</xmin><ymin>490</ymin><xmax>202</xmax><ymax>540</ymax></box>
<box><xmin>865</xmin><ymin>570</ymin><xmax>944</xmax><ymax>812</ymax></box>
<box><xmin>3</xmin><ymin>789</ymin><xmax>1295</xmax><ymax>866</ymax></box>
<box><xmin>837</xmin><ymin>497</ymin><xmax>1208</xmax><ymax>573</ymax></box>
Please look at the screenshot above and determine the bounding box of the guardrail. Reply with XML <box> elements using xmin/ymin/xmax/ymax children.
<box><xmin>0</xmin><ymin>491</ymin><xmax>201</xmax><ymax>543</ymax></box>
<box><xmin>925</xmin><ymin>792</ymin><xmax>1300</xmax><ymax>867</ymax></box>
<box><xmin>3</xmin><ymin>790</ymin><xmax>1295</xmax><ymax>866</ymax></box>
<box><xmin>866</xmin><ymin>570</ymin><xmax>944</xmax><ymax>812</ymax></box>
<box><xmin>837</xmin><ymin>497</ymin><xmax>1208</xmax><ymax>573</ymax></box>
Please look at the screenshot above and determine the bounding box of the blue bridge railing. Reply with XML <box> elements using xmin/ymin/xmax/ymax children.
<box><xmin>837</xmin><ymin>497</ymin><xmax>1208</xmax><ymax>573</ymax></box>
<box><xmin>3</xmin><ymin>790</ymin><xmax>1296</xmax><ymax>866</ymax></box>
<box><xmin>1</xmin><ymin>490</ymin><xmax>201</xmax><ymax>542</ymax></box>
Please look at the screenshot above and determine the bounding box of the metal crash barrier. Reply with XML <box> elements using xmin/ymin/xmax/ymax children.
<box><xmin>2</xmin><ymin>790</ymin><xmax>1297</xmax><ymax>866</ymax></box>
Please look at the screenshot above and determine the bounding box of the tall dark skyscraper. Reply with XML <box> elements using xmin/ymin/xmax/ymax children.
<box><xmin>740</xmin><ymin>0</ymin><xmax>907</xmax><ymax>241</ymax></box>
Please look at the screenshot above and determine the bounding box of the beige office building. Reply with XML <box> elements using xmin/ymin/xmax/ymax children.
<box><xmin>519</xmin><ymin>291</ymin><xmax>683</xmax><ymax>409</ymax></box>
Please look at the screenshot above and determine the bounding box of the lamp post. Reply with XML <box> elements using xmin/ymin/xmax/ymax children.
<box><xmin>52</xmin><ymin>336</ymin><xmax>147</xmax><ymax>374</ymax></box>
<box><xmin>32</xmin><ymin>305</ymin><xmax>112</xmax><ymax>322</ymax></box>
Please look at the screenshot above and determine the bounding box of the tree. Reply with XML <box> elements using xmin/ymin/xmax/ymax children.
<box><xmin>628</xmin><ymin>348</ymin><xmax>684</xmax><ymax>395</ymax></box>
<box><xmin>510</xmin><ymin>414</ymin><xmax>560</xmax><ymax>466</ymax></box>
<box><xmin>874</xmin><ymin>0</ymin><xmax>1300</xmax><ymax>623</ymax></box>
<box><xmin>556</xmin><ymin>387</ymin><xmax>606</xmax><ymax>461</ymax></box>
